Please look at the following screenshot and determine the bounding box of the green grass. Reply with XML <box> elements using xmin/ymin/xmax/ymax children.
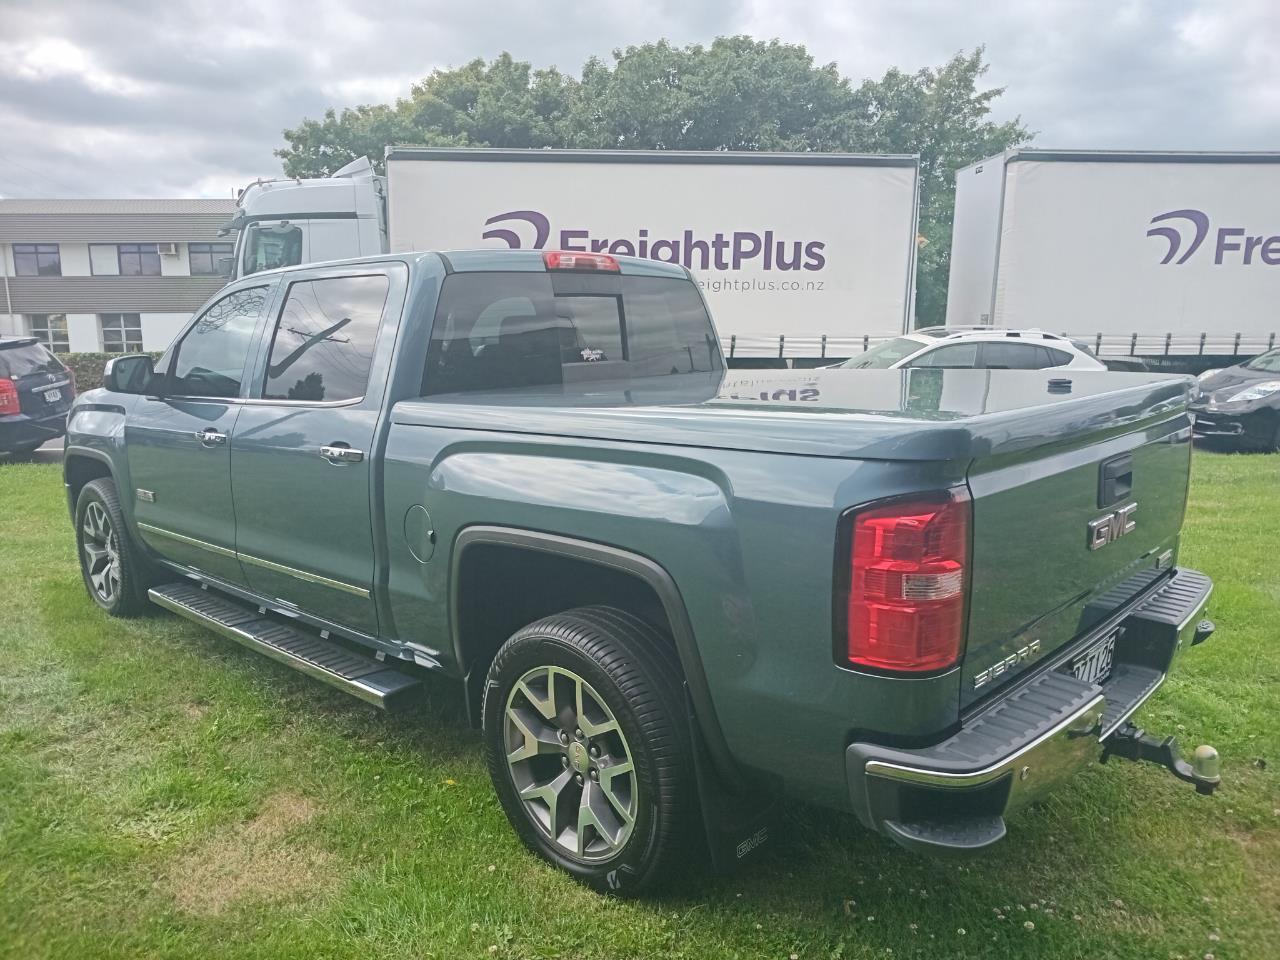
<box><xmin>1</xmin><ymin>452</ymin><xmax>1277</xmax><ymax>960</ymax></box>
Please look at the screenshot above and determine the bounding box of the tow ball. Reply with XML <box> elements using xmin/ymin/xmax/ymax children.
<box><xmin>1101</xmin><ymin>722</ymin><xmax>1221</xmax><ymax>795</ymax></box>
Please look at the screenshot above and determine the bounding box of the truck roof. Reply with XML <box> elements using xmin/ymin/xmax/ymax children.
<box><xmin>385</xmin><ymin>146</ymin><xmax>919</xmax><ymax>168</ymax></box>
<box><xmin>958</xmin><ymin>148</ymin><xmax>1280</xmax><ymax>175</ymax></box>
<box><xmin>229</xmin><ymin>249</ymin><xmax>692</xmax><ymax>281</ymax></box>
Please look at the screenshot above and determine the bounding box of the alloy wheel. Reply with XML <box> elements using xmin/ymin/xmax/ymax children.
<box><xmin>503</xmin><ymin>665</ymin><xmax>637</xmax><ymax>861</ymax></box>
<box><xmin>81</xmin><ymin>501</ymin><xmax>121</xmax><ymax>604</ymax></box>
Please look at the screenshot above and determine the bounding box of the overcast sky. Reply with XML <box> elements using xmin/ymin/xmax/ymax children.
<box><xmin>0</xmin><ymin>0</ymin><xmax>1276</xmax><ymax>199</ymax></box>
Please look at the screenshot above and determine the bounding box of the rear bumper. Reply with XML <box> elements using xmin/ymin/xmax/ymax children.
<box><xmin>0</xmin><ymin>411</ymin><xmax>67</xmax><ymax>451</ymax></box>
<box><xmin>845</xmin><ymin>567</ymin><xmax>1213</xmax><ymax>854</ymax></box>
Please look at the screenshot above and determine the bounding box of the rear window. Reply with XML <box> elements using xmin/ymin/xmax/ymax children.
<box><xmin>421</xmin><ymin>272</ymin><xmax>721</xmax><ymax>395</ymax></box>
<box><xmin>0</xmin><ymin>342</ymin><xmax>65</xmax><ymax>378</ymax></box>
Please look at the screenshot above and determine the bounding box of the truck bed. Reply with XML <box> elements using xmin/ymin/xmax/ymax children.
<box><xmin>391</xmin><ymin>368</ymin><xmax>1192</xmax><ymax>462</ymax></box>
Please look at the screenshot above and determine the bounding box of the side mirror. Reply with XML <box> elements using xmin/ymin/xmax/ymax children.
<box><xmin>216</xmin><ymin>255</ymin><xmax>235</xmax><ymax>278</ymax></box>
<box><xmin>103</xmin><ymin>354</ymin><xmax>155</xmax><ymax>395</ymax></box>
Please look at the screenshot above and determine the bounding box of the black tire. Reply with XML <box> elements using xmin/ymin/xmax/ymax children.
<box><xmin>482</xmin><ymin>606</ymin><xmax>693</xmax><ymax>895</ymax></box>
<box><xmin>74</xmin><ymin>478</ymin><xmax>153</xmax><ymax>617</ymax></box>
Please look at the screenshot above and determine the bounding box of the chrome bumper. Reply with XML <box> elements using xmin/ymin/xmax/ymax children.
<box><xmin>845</xmin><ymin>568</ymin><xmax>1214</xmax><ymax>854</ymax></box>
<box><xmin>863</xmin><ymin>694</ymin><xmax>1105</xmax><ymax>814</ymax></box>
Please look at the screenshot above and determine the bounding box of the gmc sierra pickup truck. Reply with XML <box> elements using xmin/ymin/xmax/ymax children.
<box><xmin>65</xmin><ymin>250</ymin><xmax>1220</xmax><ymax>894</ymax></box>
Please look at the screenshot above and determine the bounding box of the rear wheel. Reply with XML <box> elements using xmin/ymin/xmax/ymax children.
<box><xmin>482</xmin><ymin>606</ymin><xmax>693</xmax><ymax>895</ymax></box>
<box><xmin>75</xmin><ymin>478</ymin><xmax>153</xmax><ymax>617</ymax></box>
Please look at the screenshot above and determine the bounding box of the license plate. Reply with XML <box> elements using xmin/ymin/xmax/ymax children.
<box><xmin>43</xmin><ymin>388</ymin><xmax>62</xmax><ymax>403</ymax></box>
<box><xmin>1071</xmin><ymin>630</ymin><xmax>1117</xmax><ymax>685</ymax></box>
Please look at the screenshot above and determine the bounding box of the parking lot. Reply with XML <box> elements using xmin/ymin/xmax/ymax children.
<box><xmin>1</xmin><ymin>450</ymin><xmax>1275</xmax><ymax>960</ymax></box>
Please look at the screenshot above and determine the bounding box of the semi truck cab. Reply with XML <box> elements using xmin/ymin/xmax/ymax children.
<box><xmin>223</xmin><ymin>156</ymin><xmax>386</xmax><ymax>281</ymax></box>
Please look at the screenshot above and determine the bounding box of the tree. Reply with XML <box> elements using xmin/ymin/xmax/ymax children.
<box><xmin>276</xmin><ymin>41</ymin><xmax>1030</xmax><ymax>324</ymax></box>
<box><xmin>563</xmin><ymin>38</ymin><xmax>864</xmax><ymax>152</ymax></box>
<box><xmin>851</xmin><ymin>49</ymin><xmax>1032</xmax><ymax>324</ymax></box>
<box><xmin>277</xmin><ymin>103</ymin><xmax>418</xmax><ymax>179</ymax></box>
<box><xmin>276</xmin><ymin>54</ymin><xmax>576</xmax><ymax>177</ymax></box>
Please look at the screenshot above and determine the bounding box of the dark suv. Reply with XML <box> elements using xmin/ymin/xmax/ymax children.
<box><xmin>0</xmin><ymin>338</ymin><xmax>75</xmax><ymax>457</ymax></box>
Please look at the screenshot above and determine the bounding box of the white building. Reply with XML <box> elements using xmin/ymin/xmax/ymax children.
<box><xmin>0</xmin><ymin>198</ymin><xmax>237</xmax><ymax>353</ymax></box>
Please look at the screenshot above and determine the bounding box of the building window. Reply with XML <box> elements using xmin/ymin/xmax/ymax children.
<box><xmin>13</xmin><ymin>243</ymin><xmax>62</xmax><ymax>277</ymax></box>
<box><xmin>27</xmin><ymin>314</ymin><xmax>70</xmax><ymax>353</ymax></box>
<box><xmin>118</xmin><ymin>243</ymin><xmax>161</xmax><ymax>276</ymax></box>
<box><xmin>100</xmin><ymin>313</ymin><xmax>144</xmax><ymax>353</ymax></box>
<box><xmin>89</xmin><ymin>244</ymin><xmax>120</xmax><ymax>276</ymax></box>
<box><xmin>188</xmin><ymin>242</ymin><xmax>235</xmax><ymax>276</ymax></box>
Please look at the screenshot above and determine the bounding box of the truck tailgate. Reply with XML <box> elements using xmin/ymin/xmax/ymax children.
<box><xmin>961</xmin><ymin>411</ymin><xmax>1192</xmax><ymax>708</ymax></box>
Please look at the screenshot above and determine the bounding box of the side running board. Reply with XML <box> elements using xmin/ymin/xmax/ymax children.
<box><xmin>149</xmin><ymin>582</ymin><xmax>423</xmax><ymax>711</ymax></box>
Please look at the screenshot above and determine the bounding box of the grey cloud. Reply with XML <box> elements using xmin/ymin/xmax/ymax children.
<box><xmin>0</xmin><ymin>0</ymin><xmax>1275</xmax><ymax>199</ymax></box>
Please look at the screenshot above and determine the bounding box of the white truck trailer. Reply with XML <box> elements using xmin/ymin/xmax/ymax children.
<box><xmin>947</xmin><ymin>149</ymin><xmax>1280</xmax><ymax>365</ymax></box>
<box><xmin>226</xmin><ymin>148</ymin><xmax>922</xmax><ymax>363</ymax></box>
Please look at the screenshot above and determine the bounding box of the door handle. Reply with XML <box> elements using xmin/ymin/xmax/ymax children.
<box><xmin>195</xmin><ymin>428</ymin><xmax>227</xmax><ymax>446</ymax></box>
<box><xmin>320</xmin><ymin>444</ymin><xmax>364</xmax><ymax>464</ymax></box>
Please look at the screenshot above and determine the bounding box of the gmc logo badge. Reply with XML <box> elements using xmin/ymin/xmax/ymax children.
<box><xmin>1088</xmin><ymin>502</ymin><xmax>1138</xmax><ymax>551</ymax></box>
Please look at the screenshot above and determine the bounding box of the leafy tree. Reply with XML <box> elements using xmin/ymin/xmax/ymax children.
<box><xmin>276</xmin><ymin>40</ymin><xmax>1030</xmax><ymax>324</ymax></box>
<box><xmin>400</xmin><ymin>54</ymin><xmax>575</xmax><ymax>150</ymax></box>
<box><xmin>851</xmin><ymin>50</ymin><xmax>1032</xmax><ymax>324</ymax></box>
<box><xmin>277</xmin><ymin>103</ymin><xmax>419</xmax><ymax>179</ymax></box>
<box><xmin>564</xmin><ymin>38</ymin><xmax>863</xmax><ymax>152</ymax></box>
<box><xmin>276</xmin><ymin>54</ymin><xmax>575</xmax><ymax>177</ymax></box>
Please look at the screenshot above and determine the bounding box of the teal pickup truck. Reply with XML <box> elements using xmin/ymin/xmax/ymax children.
<box><xmin>65</xmin><ymin>250</ymin><xmax>1220</xmax><ymax>894</ymax></box>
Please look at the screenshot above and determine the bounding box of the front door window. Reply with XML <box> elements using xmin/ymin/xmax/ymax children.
<box><xmin>167</xmin><ymin>287</ymin><xmax>269</xmax><ymax>399</ymax></box>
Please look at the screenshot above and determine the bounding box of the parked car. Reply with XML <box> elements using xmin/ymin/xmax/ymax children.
<box><xmin>0</xmin><ymin>337</ymin><xmax>74</xmax><ymax>457</ymax></box>
<box><xmin>833</xmin><ymin>326</ymin><xmax>1108</xmax><ymax>371</ymax></box>
<box><xmin>1190</xmin><ymin>347</ymin><xmax>1280</xmax><ymax>451</ymax></box>
<box><xmin>65</xmin><ymin>250</ymin><xmax>1218</xmax><ymax>894</ymax></box>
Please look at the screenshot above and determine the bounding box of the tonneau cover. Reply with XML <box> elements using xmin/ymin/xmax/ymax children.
<box><xmin>390</xmin><ymin>369</ymin><xmax>1192</xmax><ymax>462</ymax></box>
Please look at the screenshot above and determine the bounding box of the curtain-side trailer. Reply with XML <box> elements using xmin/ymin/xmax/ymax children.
<box><xmin>383</xmin><ymin>148</ymin><xmax>920</xmax><ymax>364</ymax></box>
<box><xmin>947</xmin><ymin>149</ymin><xmax>1280</xmax><ymax>366</ymax></box>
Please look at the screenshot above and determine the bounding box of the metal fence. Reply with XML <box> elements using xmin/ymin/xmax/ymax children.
<box><xmin>721</xmin><ymin>331</ymin><xmax>1278</xmax><ymax>361</ymax></box>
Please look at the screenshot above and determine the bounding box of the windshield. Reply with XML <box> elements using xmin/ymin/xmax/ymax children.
<box><xmin>0</xmin><ymin>342</ymin><xmax>65</xmax><ymax>378</ymax></box>
<box><xmin>836</xmin><ymin>337</ymin><xmax>925</xmax><ymax>369</ymax></box>
<box><xmin>1244</xmin><ymin>348</ymin><xmax>1280</xmax><ymax>373</ymax></box>
<box><xmin>422</xmin><ymin>271</ymin><xmax>722</xmax><ymax>396</ymax></box>
<box><xmin>242</xmin><ymin>223</ymin><xmax>303</xmax><ymax>276</ymax></box>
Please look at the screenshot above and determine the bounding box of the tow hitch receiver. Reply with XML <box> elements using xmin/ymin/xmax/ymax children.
<box><xmin>1101</xmin><ymin>722</ymin><xmax>1221</xmax><ymax>795</ymax></box>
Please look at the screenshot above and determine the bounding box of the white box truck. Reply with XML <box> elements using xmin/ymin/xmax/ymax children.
<box><xmin>226</xmin><ymin>148</ymin><xmax>921</xmax><ymax>362</ymax></box>
<box><xmin>947</xmin><ymin>149</ymin><xmax>1280</xmax><ymax>363</ymax></box>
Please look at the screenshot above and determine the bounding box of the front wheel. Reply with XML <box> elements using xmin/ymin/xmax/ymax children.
<box><xmin>482</xmin><ymin>606</ymin><xmax>694</xmax><ymax>895</ymax></box>
<box><xmin>75</xmin><ymin>478</ymin><xmax>153</xmax><ymax>616</ymax></box>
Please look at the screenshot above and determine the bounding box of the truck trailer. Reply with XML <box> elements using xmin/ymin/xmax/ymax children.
<box><xmin>226</xmin><ymin>148</ymin><xmax>922</xmax><ymax>362</ymax></box>
<box><xmin>947</xmin><ymin>149</ymin><xmax>1280</xmax><ymax>367</ymax></box>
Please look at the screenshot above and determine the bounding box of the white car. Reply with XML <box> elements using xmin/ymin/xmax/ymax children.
<box><xmin>833</xmin><ymin>327</ymin><xmax>1108</xmax><ymax>371</ymax></box>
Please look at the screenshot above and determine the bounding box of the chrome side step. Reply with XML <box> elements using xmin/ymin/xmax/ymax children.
<box><xmin>148</xmin><ymin>582</ymin><xmax>423</xmax><ymax>712</ymax></box>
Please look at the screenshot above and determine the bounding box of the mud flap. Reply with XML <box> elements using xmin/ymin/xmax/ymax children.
<box><xmin>687</xmin><ymin>686</ymin><xmax>783</xmax><ymax>872</ymax></box>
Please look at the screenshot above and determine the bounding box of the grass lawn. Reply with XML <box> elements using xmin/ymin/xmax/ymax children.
<box><xmin>1</xmin><ymin>451</ymin><xmax>1277</xmax><ymax>960</ymax></box>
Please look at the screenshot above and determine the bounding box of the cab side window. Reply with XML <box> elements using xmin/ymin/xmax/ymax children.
<box><xmin>981</xmin><ymin>342</ymin><xmax>1049</xmax><ymax>369</ymax></box>
<box><xmin>262</xmin><ymin>274</ymin><xmax>389</xmax><ymax>402</ymax></box>
<box><xmin>908</xmin><ymin>343</ymin><xmax>980</xmax><ymax>368</ymax></box>
<box><xmin>168</xmin><ymin>286</ymin><xmax>270</xmax><ymax>399</ymax></box>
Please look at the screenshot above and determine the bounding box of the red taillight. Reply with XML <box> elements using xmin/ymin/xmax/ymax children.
<box><xmin>543</xmin><ymin>250</ymin><xmax>620</xmax><ymax>272</ymax></box>
<box><xmin>0</xmin><ymin>378</ymin><xmax>20</xmax><ymax>416</ymax></box>
<box><xmin>845</xmin><ymin>492</ymin><xmax>970</xmax><ymax>673</ymax></box>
